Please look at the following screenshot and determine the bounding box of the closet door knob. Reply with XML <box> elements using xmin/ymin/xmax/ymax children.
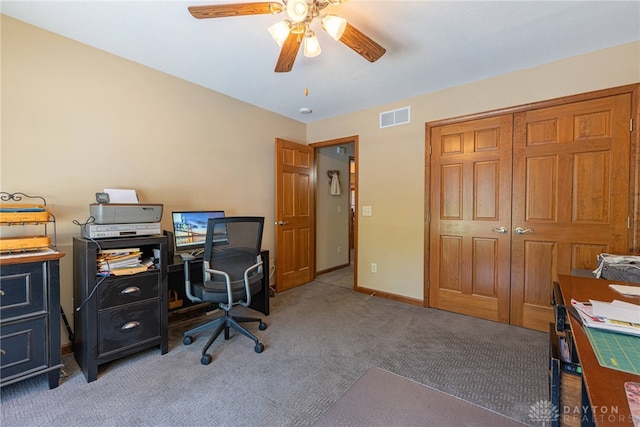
<box><xmin>491</xmin><ymin>227</ymin><xmax>508</xmax><ymax>234</ymax></box>
<box><xmin>515</xmin><ymin>227</ymin><xmax>534</xmax><ymax>235</ymax></box>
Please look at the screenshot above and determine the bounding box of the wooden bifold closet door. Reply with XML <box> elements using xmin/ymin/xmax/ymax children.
<box><xmin>428</xmin><ymin>91</ymin><xmax>632</xmax><ymax>331</ymax></box>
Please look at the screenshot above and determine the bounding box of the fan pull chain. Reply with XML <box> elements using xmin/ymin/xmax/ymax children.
<box><xmin>304</xmin><ymin>55</ymin><xmax>309</xmax><ymax>96</ymax></box>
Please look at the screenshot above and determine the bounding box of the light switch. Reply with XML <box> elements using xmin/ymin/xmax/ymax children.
<box><xmin>337</xmin><ymin>206</ymin><xmax>341</xmax><ymax>214</ymax></box>
<box><xmin>363</xmin><ymin>206</ymin><xmax>372</xmax><ymax>216</ymax></box>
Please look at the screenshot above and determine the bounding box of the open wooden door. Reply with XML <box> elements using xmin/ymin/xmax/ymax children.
<box><xmin>275</xmin><ymin>138</ymin><xmax>315</xmax><ymax>292</ymax></box>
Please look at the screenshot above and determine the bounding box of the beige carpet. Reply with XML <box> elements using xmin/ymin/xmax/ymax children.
<box><xmin>315</xmin><ymin>367</ymin><xmax>526</xmax><ymax>427</ymax></box>
<box><xmin>316</xmin><ymin>264</ymin><xmax>353</xmax><ymax>289</ymax></box>
<box><xmin>1</xmin><ymin>282</ymin><xmax>546</xmax><ymax>426</ymax></box>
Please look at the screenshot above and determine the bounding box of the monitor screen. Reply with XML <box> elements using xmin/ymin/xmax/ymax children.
<box><xmin>171</xmin><ymin>211</ymin><xmax>225</xmax><ymax>252</ymax></box>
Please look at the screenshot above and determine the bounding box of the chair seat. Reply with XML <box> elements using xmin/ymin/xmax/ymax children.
<box><xmin>192</xmin><ymin>272</ymin><xmax>263</xmax><ymax>304</ymax></box>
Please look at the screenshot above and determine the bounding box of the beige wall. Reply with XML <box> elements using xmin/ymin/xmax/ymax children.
<box><xmin>1</xmin><ymin>16</ymin><xmax>306</xmax><ymax>344</ymax></box>
<box><xmin>2</xmin><ymin>15</ymin><xmax>639</xmax><ymax>344</ymax></box>
<box><xmin>307</xmin><ymin>41</ymin><xmax>640</xmax><ymax>301</ymax></box>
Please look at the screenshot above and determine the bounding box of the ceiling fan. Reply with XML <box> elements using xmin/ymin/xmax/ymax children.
<box><xmin>188</xmin><ymin>0</ymin><xmax>386</xmax><ymax>73</ymax></box>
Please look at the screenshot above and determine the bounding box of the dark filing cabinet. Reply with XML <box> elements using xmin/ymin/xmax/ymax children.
<box><xmin>73</xmin><ymin>235</ymin><xmax>168</xmax><ymax>382</ymax></box>
<box><xmin>0</xmin><ymin>253</ymin><xmax>65</xmax><ymax>389</ymax></box>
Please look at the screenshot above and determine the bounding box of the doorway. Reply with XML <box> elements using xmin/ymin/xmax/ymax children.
<box><xmin>311</xmin><ymin>136</ymin><xmax>358</xmax><ymax>290</ymax></box>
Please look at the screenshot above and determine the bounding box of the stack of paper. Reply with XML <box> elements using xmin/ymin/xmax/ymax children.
<box><xmin>571</xmin><ymin>298</ymin><xmax>640</xmax><ymax>337</ymax></box>
<box><xmin>98</xmin><ymin>248</ymin><xmax>149</xmax><ymax>276</ymax></box>
<box><xmin>609</xmin><ymin>284</ymin><xmax>640</xmax><ymax>297</ymax></box>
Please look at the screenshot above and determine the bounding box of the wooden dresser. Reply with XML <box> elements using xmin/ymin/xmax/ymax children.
<box><xmin>0</xmin><ymin>252</ymin><xmax>65</xmax><ymax>389</ymax></box>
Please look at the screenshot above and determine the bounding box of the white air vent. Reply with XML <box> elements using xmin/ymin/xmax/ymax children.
<box><xmin>379</xmin><ymin>107</ymin><xmax>411</xmax><ymax>128</ymax></box>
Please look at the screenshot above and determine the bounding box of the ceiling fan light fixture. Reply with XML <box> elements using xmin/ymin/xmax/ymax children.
<box><xmin>269</xmin><ymin>3</ymin><xmax>284</xmax><ymax>14</ymax></box>
<box><xmin>286</xmin><ymin>0</ymin><xmax>309</xmax><ymax>23</ymax></box>
<box><xmin>291</xmin><ymin>22</ymin><xmax>306</xmax><ymax>34</ymax></box>
<box><xmin>321</xmin><ymin>14</ymin><xmax>346</xmax><ymax>40</ymax></box>
<box><xmin>303</xmin><ymin>32</ymin><xmax>321</xmax><ymax>57</ymax></box>
<box><xmin>268</xmin><ymin>21</ymin><xmax>291</xmax><ymax>47</ymax></box>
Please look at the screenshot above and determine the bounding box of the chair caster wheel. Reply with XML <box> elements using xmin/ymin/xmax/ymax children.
<box><xmin>254</xmin><ymin>343</ymin><xmax>264</xmax><ymax>353</ymax></box>
<box><xmin>259</xmin><ymin>322</ymin><xmax>267</xmax><ymax>331</ymax></box>
<box><xmin>183</xmin><ymin>335</ymin><xmax>193</xmax><ymax>345</ymax></box>
<box><xmin>201</xmin><ymin>354</ymin><xmax>212</xmax><ymax>365</ymax></box>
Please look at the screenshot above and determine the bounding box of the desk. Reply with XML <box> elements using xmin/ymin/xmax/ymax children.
<box><xmin>167</xmin><ymin>250</ymin><xmax>270</xmax><ymax>316</ymax></box>
<box><xmin>557</xmin><ymin>274</ymin><xmax>640</xmax><ymax>426</ymax></box>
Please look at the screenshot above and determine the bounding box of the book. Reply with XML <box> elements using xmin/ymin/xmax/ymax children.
<box><xmin>625</xmin><ymin>382</ymin><xmax>640</xmax><ymax>427</ymax></box>
<box><xmin>591</xmin><ymin>299</ymin><xmax>640</xmax><ymax>324</ymax></box>
<box><xmin>109</xmin><ymin>265</ymin><xmax>149</xmax><ymax>276</ymax></box>
<box><xmin>610</xmin><ymin>284</ymin><xmax>640</xmax><ymax>297</ymax></box>
<box><xmin>571</xmin><ymin>299</ymin><xmax>640</xmax><ymax>337</ymax></box>
<box><xmin>100</xmin><ymin>248</ymin><xmax>141</xmax><ymax>254</ymax></box>
<box><xmin>97</xmin><ymin>248</ymin><xmax>144</xmax><ymax>273</ymax></box>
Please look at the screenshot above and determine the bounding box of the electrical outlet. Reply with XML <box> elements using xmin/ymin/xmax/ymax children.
<box><xmin>371</xmin><ymin>263</ymin><xmax>377</xmax><ymax>273</ymax></box>
<box><xmin>363</xmin><ymin>206</ymin><xmax>372</xmax><ymax>216</ymax></box>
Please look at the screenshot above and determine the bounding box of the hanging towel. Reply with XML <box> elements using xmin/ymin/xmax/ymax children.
<box><xmin>330</xmin><ymin>172</ymin><xmax>341</xmax><ymax>196</ymax></box>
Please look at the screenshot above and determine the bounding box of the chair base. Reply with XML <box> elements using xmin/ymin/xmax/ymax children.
<box><xmin>183</xmin><ymin>311</ymin><xmax>266</xmax><ymax>364</ymax></box>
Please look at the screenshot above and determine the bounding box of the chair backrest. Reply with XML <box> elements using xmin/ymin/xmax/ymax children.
<box><xmin>202</xmin><ymin>216</ymin><xmax>264</xmax><ymax>284</ymax></box>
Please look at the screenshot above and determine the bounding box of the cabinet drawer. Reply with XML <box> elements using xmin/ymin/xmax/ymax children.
<box><xmin>98</xmin><ymin>271</ymin><xmax>159</xmax><ymax>310</ymax></box>
<box><xmin>0</xmin><ymin>317</ymin><xmax>47</xmax><ymax>380</ymax></box>
<box><xmin>0</xmin><ymin>262</ymin><xmax>46</xmax><ymax>320</ymax></box>
<box><xmin>98</xmin><ymin>301</ymin><xmax>159</xmax><ymax>356</ymax></box>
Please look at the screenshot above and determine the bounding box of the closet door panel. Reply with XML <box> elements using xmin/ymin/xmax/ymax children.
<box><xmin>511</xmin><ymin>93</ymin><xmax>631</xmax><ymax>331</ymax></box>
<box><xmin>430</xmin><ymin>115</ymin><xmax>513</xmax><ymax>324</ymax></box>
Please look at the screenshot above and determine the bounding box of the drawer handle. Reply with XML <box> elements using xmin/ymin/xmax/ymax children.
<box><xmin>121</xmin><ymin>286</ymin><xmax>141</xmax><ymax>295</ymax></box>
<box><xmin>121</xmin><ymin>321</ymin><xmax>140</xmax><ymax>331</ymax></box>
<box><xmin>0</xmin><ymin>349</ymin><xmax>5</xmax><ymax>355</ymax></box>
<box><xmin>0</xmin><ymin>290</ymin><xmax>4</xmax><ymax>296</ymax></box>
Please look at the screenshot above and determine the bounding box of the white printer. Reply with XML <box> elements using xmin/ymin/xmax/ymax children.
<box><xmin>90</xmin><ymin>203</ymin><xmax>163</xmax><ymax>224</ymax></box>
<box><xmin>83</xmin><ymin>203</ymin><xmax>163</xmax><ymax>239</ymax></box>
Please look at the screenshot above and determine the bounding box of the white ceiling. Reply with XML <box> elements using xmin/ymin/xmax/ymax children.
<box><xmin>2</xmin><ymin>1</ymin><xmax>639</xmax><ymax>123</ymax></box>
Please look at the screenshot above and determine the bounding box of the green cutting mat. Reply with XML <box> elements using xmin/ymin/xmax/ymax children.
<box><xmin>584</xmin><ymin>327</ymin><xmax>640</xmax><ymax>375</ymax></box>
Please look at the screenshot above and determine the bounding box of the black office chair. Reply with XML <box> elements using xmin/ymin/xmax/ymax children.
<box><xmin>181</xmin><ymin>216</ymin><xmax>267</xmax><ymax>365</ymax></box>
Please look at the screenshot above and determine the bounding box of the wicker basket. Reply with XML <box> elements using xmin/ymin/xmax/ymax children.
<box><xmin>0</xmin><ymin>235</ymin><xmax>51</xmax><ymax>253</ymax></box>
<box><xmin>0</xmin><ymin>204</ymin><xmax>51</xmax><ymax>223</ymax></box>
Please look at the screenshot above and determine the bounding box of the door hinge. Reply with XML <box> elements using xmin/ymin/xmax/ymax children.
<box><xmin>631</xmin><ymin>119</ymin><xmax>634</xmax><ymax>132</ymax></box>
<box><xmin>427</xmin><ymin>212</ymin><xmax>431</xmax><ymax>223</ymax></box>
<box><xmin>629</xmin><ymin>216</ymin><xmax>631</xmax><ymax>229</ymax></box>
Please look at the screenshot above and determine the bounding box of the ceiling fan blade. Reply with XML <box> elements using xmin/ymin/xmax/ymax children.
<box><xmin>338</xmin><ymin>23</ymin><xmax>386</xmax><ymax>63</ymax></box>
<box><xmin>188</xmin><ymin>2</ymin><xmax>282</xmax><ymax>19</ymax></box>
<box><xmin>275</xmin><ymin>31</ymin><xmax>302</xmax><ymax>73</ymax></box>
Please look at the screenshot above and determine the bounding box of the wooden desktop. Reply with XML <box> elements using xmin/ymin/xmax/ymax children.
<box><xmin>556</xmin><ymin>274</ymin><xmax>640</xmax><ymax>427</ymax></box>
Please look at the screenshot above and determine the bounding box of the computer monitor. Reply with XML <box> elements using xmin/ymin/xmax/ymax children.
<box><xmin>171</xmin><ymin>211</ymin><xmax>225</xmax><ymax>254</ymax></box>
